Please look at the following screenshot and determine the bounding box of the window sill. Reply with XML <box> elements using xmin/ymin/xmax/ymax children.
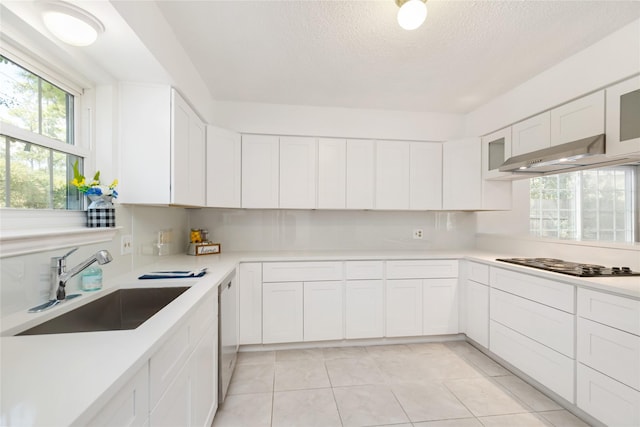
<box><xmin>0</xmin><ymin>226</ymin><xmax>122</xmax><ymax>258</ymax></box>
<box><xmin>1</xmin><ymin>208</ymin><xmax>122</xmax><ymax>258</ymax></box>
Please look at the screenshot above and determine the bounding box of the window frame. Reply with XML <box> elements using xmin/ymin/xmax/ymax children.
<box><xmin>529</xmin><ymin>165</ymin><xmax>638</xmax><ymax>243</ymax></box>
<box><xmin>1</xmin><ymin>42</ymin><xmax>93</xmax><ymax>227</ymax></box>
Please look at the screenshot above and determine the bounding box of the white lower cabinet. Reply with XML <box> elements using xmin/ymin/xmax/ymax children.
<box><xmin>88</xmin><ymin>365</ymin><xmax>149</xmax><ymax>427</ymax></box>
<box><xmin>490</xmin><ymin>320</ymin><xmax>575</xmax><ymax>402</ymax></box>
<box><xmin>491</xmin><ymin>288</ymin><xmax>574</xmax><ymax>358</ymax></box>
<box><xmin>239</xmin><ymin>263</ymin><xmax>263</xmax><ymax>345</ymax></box>
<box><xmin>423</xmin><ymin>279</ymin><xmax>458</xmax><ymax>335</ymax></box>
<box><xmin>304</xmin><ymin>281</ymin><xmax>344</xmax><ymax>341</ymax></box>
<box><xmin>576</xmin><ymin>288</ymin><xmax>640</xmax><ymax>426</ymax></box>
<box><xmin>262</xmin><ymin>282</ymin><xmax>304</xmax><ymax>344</ymax></box>
<box><xmin>465</xmin><ymin>279</ymin><xmax>489</xmax><ymax>348</ymax></box>
<box><xmin>149</xmin><ymin>292</ymin><xmax>218</xmax><ymax>427</ymax></box>
<box><xmin>386</xmin><ymin>279</ymin><xmax>423</xmax><ymax>337</ymax></box>
<box><xmin>345</xmin><ymin>280</ymin><xmax>384</xmax><ymax>339</ymax></box>
<box><xmin>577</xmin><ymin>363</ymin><xmax>640</xmax><ymax>427</ymax></box>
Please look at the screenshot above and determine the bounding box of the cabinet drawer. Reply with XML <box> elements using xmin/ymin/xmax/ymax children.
<box><xmin>490</xmin><ymin>320</ymin><xmax>574</xmax><ymax>402</ymax></box>
<box><xmin>263</xmin><ymin>261</ymin><xmax>342</xmax><ymax>282</ymax></box>
<box><xmin>577</xmin><ymin>363</ymin><xmax>640</xmax><ymax>427</ymax></box>
<box><xmin>578</xmin><ymin>288</ymin><xmax>640</xmax><ymax>336</ymax></box>
<box><xmin>578</xmin><ymin>317</ymin><xmax>640</xmax><ymax>391</ymax></box>
<box><xmin>345</xmin><ymin>261</ymin><xmax>383</xmax><ymax>280</ymax></box>
<box><xmin>490</xmin><ymin>267</ymin><xmax>574</xmax><ymax>313</ymax></box>
<box><xmin>189</xmin><ymin>292</ymin><xmax>216</xmax><ymax>349</ymax></box>
<box><xmin>467</xmin><ymin>261</ymin><xmax>489</xmax><ymax>285</ymax></box>
<box><xmin>491</xmin><ymin>288</ymin><xmax>574</xmax><ymax>357</ymax></box>
<box><xmin>386</xmin><ymin>259</ymin><xmax>458</xmax><ymax>279</ymax></box>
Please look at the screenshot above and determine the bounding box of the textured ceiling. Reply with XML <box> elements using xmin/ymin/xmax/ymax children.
<box><xmin>156</xmin><ymin>0</ymin><xmax>640</xmax><ymax>113</ymax></box>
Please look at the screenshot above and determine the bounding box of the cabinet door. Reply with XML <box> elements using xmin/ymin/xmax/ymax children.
<box><xmin>118</xmin><ymin>83</ymin><xmax>171</xmax><ymax>204</ymax></box>
<box><xmin>262</xmin><ymin>282</ymin><xmax>303</xmax><ymax>344</ymax></box>
<box><xmin>241</xmin><ymin>135</ymin><xmax>279</xmax><ymax>208</ymax></box>
<box><xmin>280</xmin><ymin>136</ymin><xmax>317</xmax><ymax>209</ymax></box>
<box><xmin>606</xmin><ymin>75</ymin><xmax>640</xmax><ymax>157</ymax></box>
<box><xmin>190</xmin><ymin>324</ymin><xmax>217</xmax><ymax>427</ymax></box>
<box><xmin>206</xmin><ymin>126</ymin><xmax>241</xmax><ymax>208</ymax></box>
<box><xmin>410</xmin><ymin>142</ymin><xmax>443</xmax><ymax>210</ymax></box>
<box><xmin>423</xmin><ymin>279</ymin><xmax>458</xmax><ymax>335</ymax></box>
<box><xmin>318</xmin><ymin>138</ymin><xmax>346</xmax><ymax>209</ymax></box>
<box><xmin>239</xmin><ymin>263</ymin><xmax>263</xmax><ymax>345</ymax></box>
<box><xmin>550</xmin><ymin>91</ymin><xmax>604</xmax><ymax>147</ymax></box>
<box><xmin>150</xmin><ymin>361</ymin><xmax>190</xmax><ymax>427</ymax></box>
<box><xmin>345</xmin><ymin>280</ymin><xmax>384</xmax><ymax>339</ymax></box>
<box><xmin>386</xmin><ymin>279</ymin><xmax>423</xmax><ymax>337</ymax></box>
<box><xmin>172</xmin><ymin>90</ymin><xmax>205</xmax><ymax>206</ymax></box>
<box><xmin>346</xmin><ymin>139</ymin><xmax>375</xmax><ymax>209</ymax></box>
<box><xmin>482</xmin><ymin>128</ymin><xmax>512</xmax><ymax>180</ymax></box>
<box><xmin>88</xmin><ymin>365</ymin><xmax>149</xmax><ymax>427</ymax></box>
<box><xmin>303</xmin><ymin>281</ymin><xmax>344</xmax><ymax>341</ymax></box>
<box><xmin>376</xmin><ymin>141</ymin><xmax>410</xmax><ymax>210</ymax></box>
<box><xmin>511</xmin><ymin>112</ymin><xmax>551</xmax><ymax>156</ymax></box>
<box><xmin>442</xmin><ymin>137</ymin><xmax>482</xmax><ymax>210</ymax></box>
<box><xmin>465</xmin><ymin>280</ymin><xmax>489</xmax><ymax>348</ymax></box>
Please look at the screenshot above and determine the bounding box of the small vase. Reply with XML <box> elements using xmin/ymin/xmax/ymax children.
<box><xmin>87</xmin><ymin>195</ymin><xmax>116</xmax><ymax>228</ymax></box>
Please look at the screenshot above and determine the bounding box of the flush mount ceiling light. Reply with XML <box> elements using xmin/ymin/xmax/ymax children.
<box><xmin>41</xmin><ymin>1</ymin><xmax>105</xmax><ymax>46</ymax></box>
<box><xmin>396</xmin><ymin>0</ymin><xmax>428</xmax><ymax>31</ymax></box>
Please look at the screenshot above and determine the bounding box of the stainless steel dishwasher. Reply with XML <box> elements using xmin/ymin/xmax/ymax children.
<box><xmin>218</xmin><ymin>271</ymin><xmax>238</xmax><ymax>403</ymax></box>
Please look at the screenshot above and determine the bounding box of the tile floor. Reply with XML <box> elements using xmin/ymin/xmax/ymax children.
<box><xmin>212</xmin><ymin>341</ymin><xmax>591</xmax><ymax>427</ymax></box>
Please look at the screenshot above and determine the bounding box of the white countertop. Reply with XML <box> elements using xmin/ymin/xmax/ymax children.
<box><xmin>1</xmin><ymin>249</ymin><xmax>638</xmax><ymax>426</ymax></box>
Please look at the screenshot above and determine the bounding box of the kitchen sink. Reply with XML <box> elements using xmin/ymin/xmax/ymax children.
<box><xmin>17</xmin><ymin>287</ymin><xmax>189</xmax><ymax>336</ymax></box>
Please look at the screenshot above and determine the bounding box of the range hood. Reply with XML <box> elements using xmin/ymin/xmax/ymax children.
<box><xmin>498</xmin><ymin>134</ymin><xmax>628</xmax><ymax>174</ymax></box>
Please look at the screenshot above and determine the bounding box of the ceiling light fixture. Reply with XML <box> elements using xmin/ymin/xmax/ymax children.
<box><xmin>396</xmin><ymin>0</ymin><xmax>428</xmax><ymax>31</ymax></box>
<box><xmin>41</xmin><ymin>1</ymin><xmax>104</xmax><ymax>46</ymax></box>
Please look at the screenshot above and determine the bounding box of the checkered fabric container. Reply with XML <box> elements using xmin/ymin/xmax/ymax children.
<box><xmin>87</xmin><ymin>207</ymin><xmax>116</xmax><ymax>228</ymax></box>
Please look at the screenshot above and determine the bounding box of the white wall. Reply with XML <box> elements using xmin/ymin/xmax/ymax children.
<box><xmin>189</xmin><ymin>209</ymin><xmax>476</xmax><ymax>252</ymax></box>
<box><xmin>465</xmin><ymin>18</ymin><xmax>640</xmax><ymax>137</ymax></box>
<box><xmin>211</xmin><ymin>101</ymin><xmax>464</xmax><ymax>141</ymax></box>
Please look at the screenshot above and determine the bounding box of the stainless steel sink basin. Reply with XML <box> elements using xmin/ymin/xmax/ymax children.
<box><xmin>17</xmin><ymin>287</ymin><xmax>189</xmax><ymax>335</ymax></box>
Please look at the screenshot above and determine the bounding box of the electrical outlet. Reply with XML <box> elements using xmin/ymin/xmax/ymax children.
<box><xmin>121</xmin><ymin>234</ymin><xmax>132</xmax><ymax>255</ymax></box>
<box><xmin>413</xmin><ymin>229</ymin><xmax>423</xmax><ymax>239</ymax></box>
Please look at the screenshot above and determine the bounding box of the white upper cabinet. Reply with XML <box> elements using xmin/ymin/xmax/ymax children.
<box><xmin>318</xmin><ymin>138</ymin><xmax>346</xmax><ymax>209</ymax></box>
<box><xmin>482</xmin><ymin>128</ymin><xmax>512</xmax><ymax>180</ymax></box>
<box><xmin>511</xmin><ymin>111</ymin><xmax>551</xmax><ymax>156</ymax></box>
<box><xmin>346</xmin><ymin>139</ymin><xmax>375</xmax><ymax>209</ymax></box>
<box><xmin>279</xmin><ymin>136</ymin><xmax>317</xmax><ymax>209</ymax></box>
<box><xmin>442</xmin><ymin>137</ymin><xmax>482</xmax><ymax>210</ymax></box>
<box><xmin>241</xmin><ymin>134</ymin><xmax>279</xmax><ymax>208</ymax></box>
<box><xmin>206</xmin><ymin>126</ymin><xmax>241</xmax><ymax>208</ymax></box>
<box><xmin>606</xmin><ymin>75</ymin><xmax>640</xmax><ymax>158</ymax></box>
<box><xmin>550</xmin><ymin>90</ymin><xmax>604</xmax><ymax>146</ymax></box>
<box><xmin>410</xmin><ymin>142</ymin><xmax>443</xmax><ymax>210</ymax></box>
<box><xmin>376</xmin><ymin>141</ymin><xmax>410</xmax><ymax>210</ymax></box>
<box><xmin>171</xmin><ymin>91</ymin><xmax>206</xmax><ymax>206</ymax></box>
<box><xmin>119</xmin><ymin>84</ymin><xmax>205</xmax><ymax>206</ymax></box>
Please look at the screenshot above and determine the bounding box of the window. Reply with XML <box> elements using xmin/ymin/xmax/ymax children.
<box><xmin>530</xmin><ymin>166</ymin><xmax>639</xmax><ymax>243</ymax></box>
<box><xmin>0</xmin><ymin>54</ymin><xmax>83</xmax><ymax>209</ymax></box>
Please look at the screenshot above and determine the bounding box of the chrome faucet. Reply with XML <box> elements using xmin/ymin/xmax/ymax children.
<box><xmin>50</xmin><ymin>248</ymin><xmax>113</xmax><ymax>300</ymax></box>
<box><xmin>28</xmin><ymin>248</ymin><xmax>113</xmax><ymax>313</ymax></box>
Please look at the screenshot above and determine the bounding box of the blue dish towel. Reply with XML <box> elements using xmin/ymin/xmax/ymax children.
<box><xmin>138</xmin><ymin>270</ymin><xmax>207</xmax><ymax>280</ymax></box>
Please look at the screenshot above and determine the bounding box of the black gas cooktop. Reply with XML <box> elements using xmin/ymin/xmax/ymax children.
<box><xmin>496</xmin><ymin>258</ymin><xmax>640</xmax><ymax>277</ymax></box>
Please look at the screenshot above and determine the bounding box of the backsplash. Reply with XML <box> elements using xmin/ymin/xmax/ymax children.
<box><xmin>0</xmin><ymin>205</ymin><xmax>189</xmax><ymax>316</ymax></box>
<box><xmin>188</xmin><ymin>209</ymin><xmax>477</xmax><ymax>252</ymax></box>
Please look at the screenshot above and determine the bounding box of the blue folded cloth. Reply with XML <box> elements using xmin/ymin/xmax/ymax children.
<box><xmin>138</xmin><ymin>269</ymin><xmax>207</xmax><ymax>280</ymax></box>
